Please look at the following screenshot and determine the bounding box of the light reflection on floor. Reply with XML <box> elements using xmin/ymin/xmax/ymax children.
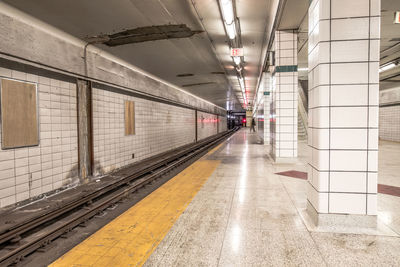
<box><xmin>144</xmin><ymin>129</ymin><xmax>400</xmax><ymax>266</ymax></box>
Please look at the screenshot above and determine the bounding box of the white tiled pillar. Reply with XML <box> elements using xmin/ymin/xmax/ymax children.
<box><xmin>263</xmin><ymin>73</ymin><xmax>272</xmax><ymax>144</ymax></box>
<box><xmin>307</xmin><ymin>0</ymin><xmax>380</xmax><ymax>226</ymax></box>
<box><xmin>271</xmin><ymin>30</ymin><xmax>298</xmax><ymax>161</ymax></box>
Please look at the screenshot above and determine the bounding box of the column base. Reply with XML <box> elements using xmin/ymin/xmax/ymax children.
<box><xmin>306</xmin><ymin>202</ymin><xmax>377</xmax><ymax>229</ymax></box>
<box><xmin>272</xmin><ymin>157</ymin><xmax>297</xmax><ymax>164</ymax></box>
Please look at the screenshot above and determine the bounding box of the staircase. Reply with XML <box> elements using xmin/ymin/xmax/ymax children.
<box><xmin>298</xmin><ymin>115</ymin><xmax>307</xmax><ymax>141</ymax></box>
<box><xmin>298</xmin><ymin>80</ymin><xmax>308</xmax><ymax>141</ymax></box>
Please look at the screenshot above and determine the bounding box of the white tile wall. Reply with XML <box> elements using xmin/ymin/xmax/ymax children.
<box><xmin>218</xmin><ymin>116</ymin><xmax>228</xmax><ymax>133</ymax></box>
<box><xmin>307</xmin><ymin>0</ymin><xmax>379</xmax><ymax>216</ymax></box>
<box><xmin>197</xmin><ymin>111</ymin><xmax>218</xmax><ymax>141</ymax></box>
<box><xmin>92</xmin><ymin>88</ymin><xmax>197</xmax><ymax>175</ymax></box>
<box><xmin>0</xmin><ymin>64</ymin><xmax>225</xmax><ymax>208</ymax></box>
<box><xmin>379</xmin><ymin>87</ymin><xmax>400</xmax><ymax>142</ymax></box>
<box><xmin>379</xmin><ymin>105</ymin><xmax>400</xmax><ymax>142</ymax></box>
<box><xmin>0</xmin><ymin>67</ymin><xmax>78</xmax><ymax>208</ymax></box>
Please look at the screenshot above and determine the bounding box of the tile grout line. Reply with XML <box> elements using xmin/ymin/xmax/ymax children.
<box><xmin>216</xmin><ymin>143</ymin><xmax>238</xmax><ymax>267</ymax></box>
<box><xmin>328</xmin><ymin>0</ymin><xmax>332</xmax><ymax>214</ymax></box>
<box><xmin>366</xmin><ymin>0</ymin><xmax>371</xmax><ymax>215</ymax></box>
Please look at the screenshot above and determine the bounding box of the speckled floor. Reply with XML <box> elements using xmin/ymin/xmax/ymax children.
<box><xmin>145</xmin><ymin>129</ymin><xmax>400</xmax><ymax>266</ymax></box>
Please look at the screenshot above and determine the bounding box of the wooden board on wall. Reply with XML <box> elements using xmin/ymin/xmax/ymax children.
<box><xmin>1</xmin><ymin>79</ymin><xmax>39</xmax><ymax>149</ymax></box>
<box><xmin>125</xmin><ymin>100</ymin><xmax>135</xmax><ymax>135</ymax></box>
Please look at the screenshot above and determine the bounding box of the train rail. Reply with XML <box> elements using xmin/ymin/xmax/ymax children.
<box><xmin>0</xmin><ymin>128</ymin><xmax>237</xmax><ymax>266</ymax></box>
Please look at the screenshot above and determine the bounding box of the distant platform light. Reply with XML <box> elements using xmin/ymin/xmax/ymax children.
<box><xmin>395</xmin><ymin>11</ymin><xmax>400</xmax><ymax>24</ymax></box>
<box><xmin>379</xmin><ymin>63</ymin><xmax>397</xmax><ymax>73</ymax></box>
<box><xmin>233</xmin><ymin>56</ymin><xmax>241</xmax><ymax>65</ymax></box>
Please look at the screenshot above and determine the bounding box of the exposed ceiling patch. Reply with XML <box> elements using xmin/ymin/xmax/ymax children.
<box><xmin>181</xmin><ymin>82</ymin><xmax>215</xmax><ymax>87</ymax></box>
<box><xmin>211</xmin><ymin>71</ymin><xmax>225</xmax><ymax>75</ymax></box>
<box><xmin>84</xmin><ymin>24</ymin><xmax>203</xmax><ymax>47</ymax></box>
<box><xmin>176</xmin><ymin>73</ymin><xmax>194</xmax><ymax>77</ymax></box>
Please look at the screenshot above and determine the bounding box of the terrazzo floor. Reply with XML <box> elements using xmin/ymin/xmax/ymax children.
<box><xmin>144</xmin><ymin>129</ymin><xmax>400</xmax><ymax>266</ymax></box>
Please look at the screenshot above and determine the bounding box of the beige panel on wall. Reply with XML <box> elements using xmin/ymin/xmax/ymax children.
<box><xmin>124</xmin><ymin>100</ymin><xmax>135</xmax><ymax>135</ymax></box>
<box><xmin>1</xmin><ymin>79</ymin><xmax>38</xmax><ymax>149</ymax></box>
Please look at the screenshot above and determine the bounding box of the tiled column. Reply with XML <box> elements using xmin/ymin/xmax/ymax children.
<box><xmin>271</xmin><ymin>30</ymin><xmax>298</xmax><ymax>161</ymax></box>
<box><xmin>307</xmin><ymin>0</ymin><xmax>380</xmax><ymax>227</ymax></box>
<box><xmin>263</xmin><ymin>72</ymin><xmax>272</xmax><ymax>144</ymax></box>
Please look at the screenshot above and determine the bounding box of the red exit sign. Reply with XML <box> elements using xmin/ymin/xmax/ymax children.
<box><xmin>395</xmin><ymin>11</ymin><xmax>400</xmax><ymax>24</ymax></box>
<box><xmin>231</xmin><ymin>48</ymin><xmax>243</xmax><ymax>57</ymax></box>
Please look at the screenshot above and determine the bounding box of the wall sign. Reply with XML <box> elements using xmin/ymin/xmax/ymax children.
<box><xmin>1</xmin><ymin>79</ymin><xmax>39</xmax><ymax>149</ymax></box>
<box><xmin>124</xmin><ymin>100</ymin><xmax>135</xmax><ymax>135</ymax></box>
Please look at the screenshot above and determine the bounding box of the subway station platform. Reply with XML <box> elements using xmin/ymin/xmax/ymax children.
<box><xmin>50</xmin><ymin>129</ymin><xmax>400</xmax><ymax>266</ymax></box>
<box><xmin>0</xmin><ymin>1</ymin><xmax>400</xmax><ymax>266</ymax></box>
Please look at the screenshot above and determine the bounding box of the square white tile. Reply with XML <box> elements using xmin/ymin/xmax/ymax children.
<box><xmin>312</xmin><ymin>128</ymin><xmax>329</xmax><ymax>149</ymax></box>
<box><xmin>330</xmin><ymin>172</ymin><xmax>367</xmax><ymax>193</ymax></box>
<box><xmin>331</xmin><ymin>17</ymin><xmax>369</xmax><ymax>40</ymax></box>
<box><xmin>330</xmin><ymin>129</ymin><xmax>367</xmax><ymax>149</ymax></box>
<box><xmin>330</xmin><ymin>150</ymin><xmax>367</xmax><ymax>171</ymax></box>
<box><xmin>330</xmin><ymin>107</ymin><xmax>368</xmax><ymax>128</ymax></box>
<box><xmin>330</xmin><ymin>84</ymin><xmax>369</xmax><ymax>106</ymax></box>
<box><xmin>331</xmin><ymin>0</ymin><xmax>370</xmax><ymax>18</ymax></box>
<box><xmin>331</xmin><ymin>63</ymin><xmax>369</xmax><ymax>85</ymax></box>
<box><xmin>329</xmin><ymin>193</ymin><xmax>366</xmax><ymax>214</ymax></box>
<box><xmin>331</xmin><ymin>40</ymin><xmax>369</xmax><ymax>63</ymax></box>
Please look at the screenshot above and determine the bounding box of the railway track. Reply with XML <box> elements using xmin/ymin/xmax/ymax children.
<box><xmin>0</xmin><ymin>129</ymin><xmax>237</xmax><ymax>266</ymax></box>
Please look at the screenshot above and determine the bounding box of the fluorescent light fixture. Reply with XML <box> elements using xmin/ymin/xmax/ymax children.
<box><xmin>226</xmin><ymin>23</ymin><xmax>236</xmax><ymax>39</ymax></box>
<box><xmin>239</xmin><ymin>77</ymin><xmax>244</xmax><ymax>88</ymax></box>
<box><xmin>233</xmin><ymin>56</ymin><xmax>241</xmax><ymax>65</ymax></box>
<box><xmin>379</xmin><ymin>63</ymin><xmax>396</xmax><ymax>73</ymax></box>
<box><xmin>238</xmin><ymin>76</ymin><xmax>247</xmax><ymax>105</ymax></box>
<box><xmin>220</xmin><ymin>0</ymin><xmax>234</xmax><ymax>24</ymax></box>
<box><xmin>219</xmin><ymin>0</ymin><xmax>236</xmax><ymax>39</ymax></box>
<box><xmin>298</xmin><ymin>67</ymin><xmax>308</xmax><ymax>72</ymax></box>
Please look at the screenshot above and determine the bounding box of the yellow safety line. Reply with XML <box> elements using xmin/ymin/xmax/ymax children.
<box><xmin>207</xmin><ymin>142</ymin><xmax>223</xmax><ymax>155</ymax></box>
<box><xmin>50</xmin><ymin>150</ymin><xmax>221</xmax><ymax>267</ymax></box>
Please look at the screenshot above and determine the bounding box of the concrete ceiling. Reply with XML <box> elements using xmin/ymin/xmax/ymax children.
<box><xmin>380</xmin><ymin>0</ymin><xmax>400</xmax><ymax>89</ymax></box>
<box><xmin>4</xmin><ymin>0</ymin><xmax>272</xmax><ymax>111</ymax></box>
<box><xmin>292</xmin><ymin>0</ymin><xmax>400</xmax><ymax>90</ymax></box>
<box><xmin>193</xmin><ymin>0</ymin><xmax>272</xmax><ymax>108</ymax></box>
<box><xmin>278</xmin><ymin>0</ymin><xmax>308</xmax><ymax>31</ymax></box>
